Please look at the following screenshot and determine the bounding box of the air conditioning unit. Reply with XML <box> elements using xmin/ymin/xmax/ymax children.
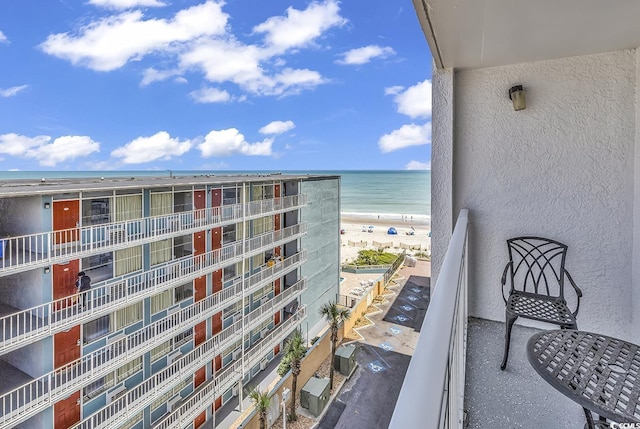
<box><xmin>167</xmin><ymin>305</ymin><xmax>180</xmax><ymax>315</ymax></box>
<box><xmin>167</xmin><ymin>395</ymin><xmax>181</xmax><ymax>412</ymax></box>
<box><xmin>260</xmin><ymin>359</ymin><xmax>268</xmax><ymax>370</ymax></box>
<box><xmin>232</xmin><ymin>386</ymin><xmax>239</xmax><ymax>397</ymax></box>
<box><xmin>260</xmin><ymin>296</ymin><xmax>269</xmax><ymax>306</ymax></box>
<box><xmin>107</xmin><ymin>332</ymin><xmax>126</xmax><ymax>344</ymax></box>
<box><xmin>232</xmin><ymin>349</ymin><xmax>241</xmax><ymax>360</ymax></box>
<box><xmin>167</xmin><ymin>351</ymin><xmax>182</xmax><ymax>364</ymax></box>
<box><xmin>260</xmin><ymin>329</ymin><xmax>268</xmax><ymax>339</ymax></box>
<box><xmin>107</xmin><ymin>386</ymin><xmax>127</xmax><ymax>404</ymax></box>
<box><xmin>109</xmin><ymin>227</ymin><xmax>127</xmax><ymax>244</ymax></box>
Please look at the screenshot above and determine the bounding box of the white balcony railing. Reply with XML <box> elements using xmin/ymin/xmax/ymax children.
<box><xmin>0</xmin><ymin>222</ymin><xmax>307</xmax><ymax>355</ymax></box>
<box><xmin>0</xmin><ymin>193</ymin><xmax>307</xmax><ymax>276</ymax></box>
<box><xmin>0</xmin><ymin>251</ymin><xmax>307</xmax><ymax>429</ymax></box>
<box><xmin>153</xmin><ymin>306</ymin><xmax>307</xmax><ymax>429</ymax></box>
<box><xmin>74</xmin><ymin>306</ymin><xmax>307</xmax><ymax>429</ymax></box>
<box><xmin>389</xmin><ymin>209</ymin><xmax>469</xmax><ymax>429</ymax></box>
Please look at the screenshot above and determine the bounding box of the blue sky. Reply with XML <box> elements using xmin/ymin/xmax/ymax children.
<box><xmin>0</xmin><ymin>0</ymin><xmax>432</xmax><ymax>171</ymax></box>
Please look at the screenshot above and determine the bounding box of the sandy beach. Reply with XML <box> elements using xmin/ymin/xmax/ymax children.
<box><xmin>340</xmin><ymin>213</ymin><xmax>431</xmax><ymax>264</ymax></box>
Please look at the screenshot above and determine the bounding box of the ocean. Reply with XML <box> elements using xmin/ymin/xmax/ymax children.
<box><xmin>0</xmin><ymin>169</ymin><xmax>431</xmax><ymax>222</ymax></box>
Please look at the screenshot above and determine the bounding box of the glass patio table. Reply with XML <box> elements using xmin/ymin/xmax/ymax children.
<box><xmin>527</xmin><ymin>330</ymin><xmax>640</xmax><ymax>428</ymax></box>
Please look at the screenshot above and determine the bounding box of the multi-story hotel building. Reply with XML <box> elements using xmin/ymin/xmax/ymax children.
<box><xmin>0</xmin><ymin>173</ymin><xmax>340</xmax><ymax>429</ymax></box>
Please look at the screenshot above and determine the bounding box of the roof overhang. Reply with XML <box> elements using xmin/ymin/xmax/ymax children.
<box><xmin>413</xmin><ymin>0</ymin><xmax>640</xmax><ymax>70</ymax></box>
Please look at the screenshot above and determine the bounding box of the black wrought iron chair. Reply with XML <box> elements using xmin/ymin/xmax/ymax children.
<box><xmin>500</xmin><ymin>237</ymin><xmax>583</xmax><ymax>370</ymax></box>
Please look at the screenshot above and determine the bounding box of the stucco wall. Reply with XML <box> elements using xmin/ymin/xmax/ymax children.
<box><xmin>448</xmin><ymin>50</ymin><xmax>636</xmax><ymax>339</ymax></box>
<box><xmin>634</xmin><ymin>49</ymin><xmax>640</xmax><ymax>345</ymax></box>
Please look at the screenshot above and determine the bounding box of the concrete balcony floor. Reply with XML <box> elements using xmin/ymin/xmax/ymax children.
<box><xmin>465</xmin><ymin>318</ymin><xmax>586</xmax><ymax>428</ymax></box>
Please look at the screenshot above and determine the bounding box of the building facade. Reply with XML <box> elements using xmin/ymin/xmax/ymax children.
<box><xmin>0</xmin><ymin>173</ymin><xmax>340</xmax><ymax>429</ymax></box>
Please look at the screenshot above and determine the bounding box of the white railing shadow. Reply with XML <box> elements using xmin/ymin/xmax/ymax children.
<box><xmin>389</xmin><ymin>209</ymin><xmax>469</xmax><ymax>429</ymax></box>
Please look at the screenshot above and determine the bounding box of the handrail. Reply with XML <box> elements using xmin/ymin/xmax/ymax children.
<box><xmin>388</xmin><ymin>209</ymin><xmax>469</xmax><ymax>429</ymax></box>
<box><xmin>0</xmin><ymin>194</ymin><xmax>307</xmax><ymax>276</ymax></box>
<box><xmin>0</xmin><ymin>223</ymin><xmax>307</xmax><ymax>354</ymax></box>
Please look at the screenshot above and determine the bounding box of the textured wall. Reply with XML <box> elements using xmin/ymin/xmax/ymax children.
<box><xmin>300</xmin><ymin>177</ymin><xmax>341</xmax><ymax>340</ymax></box>
<box><xmin>431</xmin><ymin>65</ymin><xmax>455</xmax><ymax>287</ymax></box>
<box><xmin>450</xmin><ymin>50</ymin><xmax>636</xmax><ymax>339</ymax></box>
<box><xmin>634</xmin><ymin>49</ymin><xmax>640</xmax><ymax>344</ymax></box>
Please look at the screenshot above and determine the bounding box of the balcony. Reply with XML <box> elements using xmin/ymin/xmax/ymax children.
<box><xmin>0</xmin><ymin>223</ymin><xmax>307</xmax><ymax>355</ymax></box>
<box><xmin>389</xmin><ymin>210</ymin><xmax>634</xmax><ymax>428</ymax></box>
<box><xmin>0</xmin><ymin>193</ymin><xmax>307</xmax><ymax>276</ymax></box>
<box><xmin>0</xmin><ymin>255</ymin><xmax>307</xmax><ymax>428</ymax></box>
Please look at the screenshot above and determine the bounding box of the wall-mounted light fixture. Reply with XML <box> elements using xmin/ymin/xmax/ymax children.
<box><xmin>44</xmin><ymin>202</ymin><xmax>51</xmax><ymax>209</ymax></box>
<box><xmin>44</xmin><ymin>266</ymin><xmax>50</xmax><ymax>274</ymax></box>
<box><xmin>509</xmin><ymin>85</ymin><xmax>526</xmax><ymax>111</ymax></box>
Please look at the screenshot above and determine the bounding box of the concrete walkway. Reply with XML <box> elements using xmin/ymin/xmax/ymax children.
<box><xmin>317</xmin><ymin>261</ymin><xmax>431</xmax><ymax>429</ymax></box>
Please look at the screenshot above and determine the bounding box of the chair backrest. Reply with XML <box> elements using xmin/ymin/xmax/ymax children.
<box><xmin>506</xmin><ymin>237</ymin><xmax>568</xmax><ymax>299</ymax></box>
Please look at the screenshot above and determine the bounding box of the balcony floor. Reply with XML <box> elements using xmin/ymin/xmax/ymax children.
<box><xmin>465</xmin><ymin>318</ymin><xmax>586</xmax><ymax>428</ymax></box>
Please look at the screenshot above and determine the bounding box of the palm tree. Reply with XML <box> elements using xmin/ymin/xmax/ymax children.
<box><xmin>249</xmin><ymin>389</ymin><xmax>271</xmax><ymax>429</ymax></box>
<box><xmin>277</xmin><ymin>329</ymin><xmax>306</xmax><ymax>421</ymax></box>
<box><xmin>319</xmin><ymin>301</ymin><xmax>351</xmax><ymax>390</ymax></box>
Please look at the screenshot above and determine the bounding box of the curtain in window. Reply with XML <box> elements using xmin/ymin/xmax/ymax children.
<box><xmin>252</xmin><ymin>185</ymin><xmax>263</xmax><ymax>201</ymax></box>
<box><xmin>150</xmin><ymin>339</ymin><xmax>172</xmax><ymax>362</ymax></box>
<box><xmin>115</xmin><ymin>194</ymin><xmax>142</xmax><ymax>222</ymax></box>
<box><xmin>150</xmin><ymin>239</ymin><xmax>172</xmax><ymax>266</ymax></box>
<box><xmin>117</xmin><ymin>356</ymin><xmax>142</xmax><ymax>382</ymax></box>
<box><xmin>120</xmin><ymin>411</ymin><xmax>143</xmax><ymax>429</ymax></box>
<box><xmin>151</xmin><ymin>289</ymin><xmax>173</xmax><ymax>314</ymax></box>
<box><xmin>115</xmin><ymin>245</ymin><xmax>142</xmax><ymax>276</ymax></box>
<box><xmin>150</xmin><ymin>192</ymin><xmax>173</xmax><ymax>217</ymax></box>
<box><xmin>113</xmin><ymin>302</ymin><xmax>143</xmax><ymax>330</ymax></box>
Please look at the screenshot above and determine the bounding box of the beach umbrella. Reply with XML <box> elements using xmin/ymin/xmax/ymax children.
<box><xmin>387</xmin><ymin>227</ymin><xmax>397</xmax><ymax>235</ymax></box>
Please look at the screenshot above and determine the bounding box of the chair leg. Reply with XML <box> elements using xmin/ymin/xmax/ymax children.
<box><xmin>500</xmin><ymin>314</ymin><xmax>517</xmax><ymax>370</ymax></box>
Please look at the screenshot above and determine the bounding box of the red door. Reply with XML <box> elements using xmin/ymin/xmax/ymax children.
<box><xmin>274</xmin><ymin>278</ymin><xmax>281</xmax><ymax>296</ymax></box>
<box><xmin>53</xmin><ymin>200</ymin><xmax>79</xmax><ymax>244</ymax></box>
<box><xmin>214</xmin><ymin>396</ymin><xmax>222</xmax><ymax>411</ymax></box>
<box><xmin>194</xmin><ymin>276</ymin><xmax>206</xmax><ymax>302</ymax></box>
<box><xmin>274</xmin><ymin>311</ymin><xmax>281</xmax><ymax>326</ymax></box>
<box><xmin>212</xmin><ymin>313</ymin><xmax>222</xmax><ymax>335</ymax></box>
<box><xmin>54</xmin><ymin>325</ymin><xmax>80</xmax><ymax>369</ymax></box>
<box><xmin>53</xmin><ymin>261</ymin><xmax>79</xmax><ymax>310</ymax></box>
<box><xmin>194</xmin><ymin>410</ymin><xmax>206</xmax><ymax>429</ymax></box>
<box><xmin>194</xmin><ymin>190</ymin><xmax>206</xmax><ymax>219</ymax></box>
<box><xmin>194</xmin><ymin>321</ymin><xmax>206</xmax><ymax>347</ymax></box>
<box><xmin>212</xmin><ymin>269</ymin><xmax>222</xmax><ymax>294</ymax></box>
<box><xmin>214</xmin><ymin>354</ymin><xmax>222</xmax><ymax>371</ymax></box>
<box><xmin>274</xmin><ymin>344</ymin><xmax>280</xmax><ymax>355</ymax></box>
<box><xmin>54</xmin><ymin>391</ymin><xmax>80</xmax><ymax>429</ymax></box>
<box><xmin>211</xmin><ymin>227</ymin><xmax>221</xmax><ymax>251</ymax></box>
<box><xmin>210</xmin><ymin>188</ymin><xmax>221</xmax><ymax>207</ymax></box>
<box><xmin>274</xmin><ymin>213</ymin><xmax>281</xmax><ymax>231</ymax></box>
<box><xmin>274</xmin><ymin>184</ymin><xmax>280</xmax><ymax>198</ymax></box>
<box><xmin>194</xmin><ymin>365</ymin><xmax>206</xmax><ymax>389</ymax></box>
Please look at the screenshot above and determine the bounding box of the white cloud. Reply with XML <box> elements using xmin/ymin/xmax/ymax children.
<box><xmin>253</xmin><ymin>0</ymin><xmax>346</xmax><ymax>54</ymax></box>
<box><xmin>405</xmin><ymin>160</ymin><xmax>430</xmax><ymax>170</ymax></box>
<box><xmin>111</xmin><ymin>131</ymin><xmax>192</xmax><ymax>163</ymax></box>
<box><xmin>88</xmin><ymin>0</ymin><xmax>166</xmax><ymax>9</ymax></box>
<box><xmin>259</xmin><ymin>120</ymin><xmax>295</xmax><ymax>135</ymax></box>
<box><xmin>198</xmin><ymin>128</ymin><xmax>273</xmax><ymax>157</ymax></box>
<box><xmin>0</xmin><ymin>133</ymin><xmax>100</xmax><ymax>166</ymax></box>
<box><xmin>0</xmin><ymin>85</ymin><xmax>28</xmax><ymax>97</ymax></box>
<box><xmin>387</xmin><ymin>79</ymin><xmax>432</xmax><ymax>119</ymax></box>
<box><xmin>190</xmin><ymin>87</ymin><xmax>231</xmax><ymax>103</ymax></box>
<box><xmin>40</xmin><ymin>1</ymin><xmax>228</xmax><ymax>71</ymax></box>
<box><xmin>0</xmin><ymin>30</ymin><xmax>7</xmax><ymax>43</ymax></box>
<box><xmin>337</xmin><ymin>45</ymin><xmax>394</xmax><ymax>65</ymax></box>
<box><xmin>378</xmin><ymin>122</ymin><xmax>431</xmax><ymax>153</ymax></box>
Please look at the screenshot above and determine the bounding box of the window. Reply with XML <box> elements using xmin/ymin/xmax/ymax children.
<box><xmin>82</xmin><ymin>252</ymin><xmax>113</xmax><ymax>283</ymax></box>
<box><xmin>115</xmin><ymin>194</ymin><xmax>142</xmax><ymax>221</ymax></box>
<box><xmin>252</xmin><ymin>184</ymin><xmax>274</xmax><ymax>201</ymax></box>
<box><xmin>151</xmin><ymin>340</ymin><xmax>172</xmax><ymax>362</ymax></box>
<box><xmin>117</xmin><ymin>356</ymin><xmax>142</xmax><ymax>382</ymax></box>
<box><xmin>114</xmin><ymin>246</ymin><xmax>142</xmax><ymax>277</ymax></box>
<box><xmin>252</xmin><ymin>252</ymin><xmax>264</xmax><ymax>270</ymax></box>
<box><xmin>150</xmin><ymin>192</ymin><xmax>173</xmax><ymax>217</ymax></box>
<box><xmin>113</xmin><ymin>302</ymin><xmax>143</xmax><ymax>330</ymax></box>
<box><xmin>223</xmin><ymin>188</ymin><xmax>240</xmax><ymax>205</ymax></box>
<box><xmin>222</xmin><ymin>224</ymin><xmax>236</xmax><ymax>244</ymax></box>
<box><xmin>150</xmin><ymin>239</ymin><xmax>172</xmax><ymax>266</ymax></box>
<box><xmin>252</xmin><ymin>216</ymin><xmax>273</xmax><ymax>236</ymax></box>
<box><xmin>151</xmin><ymin>289</ymin><xmax>173</xmax><ymax>314</ymax></box>
<box><xmin>82</xmin><ymin>198</ymin><xmax>111</xmax><ymax>226</ymax></box>
<box><xmin>84</xmin><ymin>315</ymin><xmax>110</xmax><ymax>343</ymax></box>
<box><xmin>174</xmin><ymin>282</ymin><xmax>193</xmax><ymax>302</ymax></box>
<box><xmin>83</xmin><ymin>372</ymin><xmax>114</xmax><ymax>399</ymax></box>
<box><xmin>174</xmin><ymin>328</ymin><xmax>193</xmax><ymax>347</ymax></box>
<box><xmin>223</xmin><ymin>263</ymin><xmax>236</xmax><ymax>282</ymax></box>
<box><xmin>120</xmin><ymin>411</ymin><xmax>143</xmax><ymax>429</ymax></box>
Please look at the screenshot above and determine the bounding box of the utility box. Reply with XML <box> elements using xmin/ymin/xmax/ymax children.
<box><xmin>334</xmin><ymin>344</ymin><xmax>356</xmax><ymax>376</ymax></box>
<box><xmin>300</xmin><ymin>377</ymin><xmax>330</xmax><ymax>417</ymax></box>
